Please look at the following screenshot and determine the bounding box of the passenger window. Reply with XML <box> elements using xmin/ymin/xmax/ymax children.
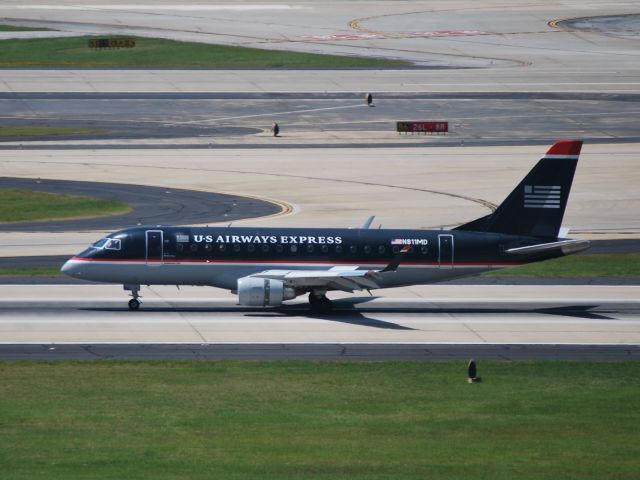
<box><xmin>307</xmin><ymin>245</ymin><xmax>314</xmax><ymax>253</ymax></box>
<box><xmin>335</xmin><ymin>245</ymin><xmax>343</xmax><ymax>254</ymax></box>
<box><xmin>190</xmin><ymin>244</ymin><xmax>198</xmax><ymax>252</ymax></box>
<box><xmin>176</xmin><ymin>243</ymin><xmax>184</xmax><ymax>252</ymax></box>
<box><xmin>233</xmin><ymin>244</ymin><xmax>241</xmax><ymax>252</ymax></box>
<box><xmin>247</xmin><ymin>244</ymin><xmax>255</xmax><ymax>253</ymax></box>
<box><xmin>321</xmin><ymin>245</ymin><xmax>328</xmax><ymax>253</ymax></box>
<box><xmin>218</xmin><ymin>244</ymin><xmax>226</xmax><ymax>252</ymax></box>
<box><xmin>392</xmin><ymin>246</ymin><xmax>400</xmax><ymax>254</ymax></box>
<box><xmin>364</xmin><ymin>245</ymin><xmax>371</xmax><ymax>254</ymax></box>
<box><xmin>378</xmin><ymin>245</ymin><xmax>385</xmax><ymax>254</ymax></box>
<box><xmin>290</xmin><ymin>245</ymin><xmax>298</xmax><ymax>253</ymax></box>
<box><xmin>204</xmin><ymin>244</ymin><xmax>213</xmax><ymax>252</ymax></box>
<box><xmin>421</xmin><ymin>246</ymin><xmax>428</xmax><ymax>254</ymax></box>
<box><xmin>261</xmin><ymin>244</ymin><xmax>269</xmax><ymax>253</ymax></box>
<box><xmin>276</xmin><ymin>244</ymin><xmax>284</xmax><ymax>253</ymax></box>
<box><xmin>349</xmin><ymin>245</ymin><xmax>357</xmax><ymax>254</ymax></box>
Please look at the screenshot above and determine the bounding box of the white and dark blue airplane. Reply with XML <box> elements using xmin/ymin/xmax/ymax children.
<box><xmin>62</xmin><ymin>140</ymin><xmax>589</xmax><ymax>311</ymax></box>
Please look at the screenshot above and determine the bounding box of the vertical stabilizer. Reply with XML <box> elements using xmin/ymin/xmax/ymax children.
<box><xmin>455</xmin><ymin>140</ymin><xmax>582</xmax><ymax>238</ymax></box>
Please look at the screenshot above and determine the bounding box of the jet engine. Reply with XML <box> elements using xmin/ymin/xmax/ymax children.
<box><xmin>237</xmin><ymin>276</ymin><xmax>296</xmax><ymax>306</ymax></box>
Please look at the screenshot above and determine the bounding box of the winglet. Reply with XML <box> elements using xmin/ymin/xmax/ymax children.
<box><xmin>362</xmin><ymin>215</ymin><xmax>375</xmax><ymax>229</ymax></box>
<box><xmin>381</xmin><ymin>245</ymin><xmax>411</xmax><ymax>272</ymax></box>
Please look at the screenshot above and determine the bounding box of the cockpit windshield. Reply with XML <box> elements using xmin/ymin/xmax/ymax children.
<box><xmin>91</xmin><ymin>238</ymin><xmax>122</xmax><ymax>251</ymax></box>
<box><xmin>92</xmin><ymin>238</ymin><xmax>109</xmax><ymax>249</ymax></box>
<box><xmin>105</xmin><ymin>239</ymin><xmax>121</xmax><ymax>251</ymax></box>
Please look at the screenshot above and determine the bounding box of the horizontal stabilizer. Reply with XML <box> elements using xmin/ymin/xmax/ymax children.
<box><xmin>505</xmin><ymin>239</ymin><xmax>590</xmax><ymax>256</ymax></box>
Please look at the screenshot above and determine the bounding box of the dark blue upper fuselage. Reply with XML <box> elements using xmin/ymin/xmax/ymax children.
<box><xmin>74</xmin><ymin>226</ymin><xmax>560</xmax><ymax>266</ymax></box>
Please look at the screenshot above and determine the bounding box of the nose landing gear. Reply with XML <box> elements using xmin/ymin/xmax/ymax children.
<box><xmin>124</xmin><ymin>284</ymin><xmax>141</xmax><ymax>311</ymax></box>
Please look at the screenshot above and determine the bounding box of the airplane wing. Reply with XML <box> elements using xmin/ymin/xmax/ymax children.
<box><xmin>250</xmin><ymin>246</ymin><xmax>412</xmax><ymax>293</ymax></box>
<box><xmin>251</xmin><ymin>266</ymin><xmax>382</xmax><ymax>292</ymax></box>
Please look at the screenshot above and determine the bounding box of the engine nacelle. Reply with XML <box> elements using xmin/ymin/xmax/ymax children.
<box><xmin>237</xmin><ymin>276</ymin><xmax>296</xmax><ymax>306</ymax></box>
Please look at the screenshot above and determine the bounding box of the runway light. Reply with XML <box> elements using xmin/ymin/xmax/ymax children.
<box><xmin>467</xmin><ymin>359</ymin><xmax>482</xmax><ymax>383</ymax></box>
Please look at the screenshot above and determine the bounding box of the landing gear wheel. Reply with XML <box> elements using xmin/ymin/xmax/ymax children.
<box><xmin>124</xmin><ymin>284</ymin><xmax>141</xmax><ymax>311</ymax></box>
<box><xmin>308</xmin><ymin>293</ymin><xmax>333</xmax><ymax>313</ymax></box>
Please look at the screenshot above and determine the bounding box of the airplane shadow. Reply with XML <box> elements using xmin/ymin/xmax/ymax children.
<box><xmin>81</xmin><ymin>297</ymin><xmax>618</xmax><ymax>331</ymax></box>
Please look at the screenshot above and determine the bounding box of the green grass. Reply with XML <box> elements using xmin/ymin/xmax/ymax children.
<box><xmin>0</xmin><ymin>36</ymin><xmax>411</xmax><ymax>68</ymax></box>
<box><xmin>3</xmin><ymin>252</ymin><xmax>638</xmax><ymax>278</ymax></box>
<box><xmin>0</xmin><ymin>188</ymin><xmax>130</xmax><ymax>223</ymax></box>
<box><xmin>485</xmin><ymin>253</ymin><xmax>640</xmax><ymax>277</ymax></box>
<box><xmin>0</xmin><ymin>267</ymin><xmax>61</xmax><ymax>277</ymax></box>
<box><xmin>0</xmin><ymin>361</ymin><xmax>638</xmax><ymax>479</ymax></box>
<box><xmin>0</xmin><ymin>25</ymin><xmax>51</xmax><ymax>32</ymax></box>
<box><xmin>0</xmin><ymin>126</ymin><xmax>106</xmax><ymax>137</ymax></box>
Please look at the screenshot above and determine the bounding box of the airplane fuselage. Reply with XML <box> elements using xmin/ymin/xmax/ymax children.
<box><xmin>63</xmin><ymin>225</ymin><xmax>557</xmax><ymax>290</ymax></box>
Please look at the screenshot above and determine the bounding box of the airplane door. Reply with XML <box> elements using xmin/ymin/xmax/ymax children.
<box><xmin>438</xmin><ymin>234</ymin><xmax>454</xmax><ymax>268</ymax></box>
<box><xmin>146</xmin><ymin>230</ymin><xmax>163</xmax><ymax>264</ymax></box>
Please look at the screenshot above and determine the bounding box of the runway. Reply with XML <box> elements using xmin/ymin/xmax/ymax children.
<box><xmin>1</xmin><ymin>285</ymin><xmax>638</xmax><ymax>346</ymax></box>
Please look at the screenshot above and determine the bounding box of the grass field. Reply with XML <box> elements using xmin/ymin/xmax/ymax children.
<box><xmin>0</xmin><ymin>266</ymin><xmax>62</xmax><ymax>277</ymax></box>
<box><xmin>0</xmin><ymin>36</ymin><xmax>411</xmax><ymax>68</ymax></box>
<box><xmin>0</xmin><ymin>25</ymin><xmax>50</xmax><ymax>32</ymax></box>
<box><xmin>0</xmin><ymin>188</ymin><xmax>130</xmax><ymax>223</ymax></box>
<box><xmin>0</xmin><ymin>361</ymin><xmax>638</xmax><ymax>479</ymax></box>
<box><xmin>485</xmin><ymin>252</ymin><xmax>640</xmax><ymax>277</ymax></box>
<box><xmin>0</xmin><ymin>126</ymin><xmax>106</xmax><ymax>137</ymax></box>
<box><xmin>0</xmin><ymin>253</ymin><xmax>637</xmax><ymax>278</ymax></box>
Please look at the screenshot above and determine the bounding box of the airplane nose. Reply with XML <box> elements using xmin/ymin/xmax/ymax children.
<box><xmin>60</xmin><ymin>260</ymin><xmax>72</xmax><ymax>275</ymax></box>
<box><xmin>61</xmin><ymin>259</ymin><xmax>80</xmax><ymax>277</ymax></box>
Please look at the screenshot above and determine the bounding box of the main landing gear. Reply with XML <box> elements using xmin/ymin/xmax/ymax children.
<box><xmin>308</xmin><ymin>291</ymin><xmax>333</xmax><ymax>313</ymax></box>
<box><xmin>124</xmin><ymin>284</ymin><xmax>141</xmax><ymax>311</ymax></box>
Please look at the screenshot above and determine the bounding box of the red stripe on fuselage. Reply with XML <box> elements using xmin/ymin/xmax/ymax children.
<box><xmin>70</xmin><ymin>257</ymin><xmax>525</xmax><ymax>267</ymax></box>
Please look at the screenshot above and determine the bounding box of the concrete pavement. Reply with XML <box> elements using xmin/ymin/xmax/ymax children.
<box><xmin>0</xmin><ymin>284</ymin><xmax>637</xmax><ymax>344</ymax></box>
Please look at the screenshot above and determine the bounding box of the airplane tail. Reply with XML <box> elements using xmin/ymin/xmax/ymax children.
<box><xmin>454</xmin><ymin>140</ymin><xmax>582</xmax><ymax>239</ymax></box>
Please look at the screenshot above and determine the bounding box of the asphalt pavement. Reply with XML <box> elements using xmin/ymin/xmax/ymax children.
<box><xmin>1</xmin><ymin>343</ymin><xmax>638</xmax><ymax>361</ymax></box>
<box><xmin>1</xmin><ymin>92</ymin><xmax>639</xmax><ymax>147</ymax></box>
<box><xmin>0</xmin><ymin>177</ymin><xmax>282</xmax><ymax>231</ymax></box>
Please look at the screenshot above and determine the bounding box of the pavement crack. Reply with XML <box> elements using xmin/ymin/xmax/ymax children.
<box><xmin>462</xmin><ymin>322</ymin><xmax>489</xmax><ymax>343</ymax></box>
<box><xmin>81</xmin><ymin>344</ymin><xmax>111</xmax><ymax>359</ymax></box>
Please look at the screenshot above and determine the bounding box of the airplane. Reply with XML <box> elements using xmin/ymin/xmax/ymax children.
<box><xmin>61</xmin><ymin>140</ymin><xmax>589</xmax><ymax>312</ymax></box>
